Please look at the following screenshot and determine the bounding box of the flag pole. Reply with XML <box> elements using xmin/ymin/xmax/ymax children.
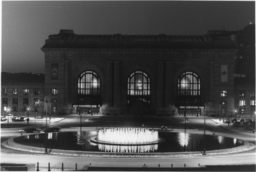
<box><xmin>45</xmin><ymin>97</ymin><xmax>47</xmax><ymax>128</ymax></box>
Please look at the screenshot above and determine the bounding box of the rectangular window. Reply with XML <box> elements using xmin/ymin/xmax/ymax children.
<box><xmin>221</xmin><ymin>90</ymin><xmax>227</xmax><ymax>97</ymax></box>
<box><xmin>51</xmin><ymin>89</ymin><xmax>58</xmax><ymax>95</ymax></box>
<box><xmin>34</xmin><ymin>98</ymin><xmax>40</xmax><ymax>105</ymax></box>
<box><xmin>13</xmin><ymin>88</ymin><xmax>18</xmax><ymax>95</ymax></box>
<box><xmin>23</xmin><ymin>89</ymin><xmax>29</xmax><ymax>95</ymax></box>
<box><xmin>23</xmin><ymin>98</ymin><xmax>29</xmax><ymax>105</ymax></box>
<box><xmin>250</xmin><ymin>100</ymin><xmax>255</xmax><ymax>106</ymax></box>
<box><xmin>2</xmin><ymin>98</ymin><xmax>8</xmax><ymax>105</ymax></box>
<box><xmin>250</xmin><ymin>91</ymin><xmax>255</xmax><ymax>97</ymax></box>
<box><xmin>239</xmin><ymin>100</ymin><xmax>246</xmax><ymax>106</ymax></box>
<box><xmin>2</xmin><ymin>88</ymin><xmax>7</xmax><ymax>95</ymax></box>
<box><xmin>34</xmin><ymin>88</ymin><xmax>40</xmax><ymax>95</ymax></box>
<box><xmin>13</xmin><ymin>98</ymin><xmax>18</xmax><ymax>104</ymax></box>
<box><xmin>239</xmin><ymin>91</ymin><xmax>246</xmax><ymax>97</ymax></box>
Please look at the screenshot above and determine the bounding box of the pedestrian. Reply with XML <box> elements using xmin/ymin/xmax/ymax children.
<box><xmin>26</xmin><ymin>118</ymin><xmax>30</xmax><ymax>125</ymax></box>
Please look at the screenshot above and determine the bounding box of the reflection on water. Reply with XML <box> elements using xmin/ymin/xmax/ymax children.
<box><xmin>178</xmin><ymin>132</ymin><xmax>190</xmax><ymax>147</ymax></box>
<box><xmin>218</xmin><ymin>135</ymin><xmax>223</xmax><ymax>144</ymax></box>
<box><xmin>98</xmin><ymin>144</ymin><xmax>158</xmax><ymax>153</ymax></box>
<box><xmin>234</xmin><ymin>138</ymin><xmax>237</xmax><ymax>145</ymax></box>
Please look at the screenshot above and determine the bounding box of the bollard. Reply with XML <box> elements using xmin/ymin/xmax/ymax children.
<box><xmin>36</xmin><ymin>162</ymin><xmax>39</xmax><ymax>171</ymax></box>
<box><xmin>75</xmin><ymin>163</ymin><xmax>77</xmax><ymax>171</ymax></box>
<box><xmin>158</xmin><ymin>164</ymin><xmax>160</xmax><ymax>168</ymax></box>
<box><xmin>48</xmin><ymin>163</ymin><xmax>51</xmax><ymax>171</ymax></box>
<box><xmin>198</xmin><ymin>163</ymin><xmax>200</xmax><ymax>166</ymax></box>
<box><xmin>171</xmin><ymin>164</ymin><xmax>173</xmax><ymax>168</ymax></box>
<box><xmin>62</xmin><ymin>163</ymin><xmax>64</xmax><ymax>171</ymax></box>
<box><xmin>184</xmin><ymin>164</ymin><xmax>186</xmax><ymax>168</ymax></box>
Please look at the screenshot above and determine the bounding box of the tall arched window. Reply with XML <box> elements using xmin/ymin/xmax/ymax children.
<box><xmin>127</xmin><ymin>71</ymin><xmax>150</xmax><ymax>96</ymax></box>
<box><xmin>78</xmin><ymin>71</ymin><xmax>100</xmax><ymax>95</ymax></box>
<box><xmin>178</xmin><ymin>71</ymin><xmax>200</xmax><ymax>96</ymax></box>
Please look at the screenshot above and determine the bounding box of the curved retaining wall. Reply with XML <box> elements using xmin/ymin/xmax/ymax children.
<box><xmin>2</xmin><ymin>135</ymin><xmax>256</xmax><ymax>158</ymax></box>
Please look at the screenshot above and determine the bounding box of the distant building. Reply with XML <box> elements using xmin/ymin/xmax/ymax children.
<box><xmin>1</xmin><ymin>72</ymin><xmax>44</xmax><ymax>116</ymax></box>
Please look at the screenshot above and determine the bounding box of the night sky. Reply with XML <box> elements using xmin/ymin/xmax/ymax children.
<box><xmin>2</xmin><ymin>1</ymin><xmax>255</xmax><ymax>74</ymax></box>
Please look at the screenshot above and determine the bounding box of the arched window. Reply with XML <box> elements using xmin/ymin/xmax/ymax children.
<box><xmin>178</xmin><ymin>71</ymin><xmax>200</xmax><ymax>96</ymax></box>
<box><xmin>78</xmin><ymin>71</ymin><xmax>100</xmax><ymax>95</ymax></box>
<box><xmin>127</xmin><ymin>71</ymin><xmax>150</xmax><ymax>96</ymax></box>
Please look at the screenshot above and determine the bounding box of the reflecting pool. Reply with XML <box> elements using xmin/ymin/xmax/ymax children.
<box><xmin>14</xmin><ymin>131</ymin><xmax>244</xmax><ymax>153</ymax></box>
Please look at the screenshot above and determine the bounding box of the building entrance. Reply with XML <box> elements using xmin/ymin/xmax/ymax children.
<box><xmin>178</xmin><ymin>106</ymin><xmax>202</xmax><ymax>116</ymax></box>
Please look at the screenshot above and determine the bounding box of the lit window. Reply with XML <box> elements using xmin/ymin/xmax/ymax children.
<box><xmin>13</xmin><ymin>88</ymin><xmax>18</xmax><ymax>95</ymax></box>
<box><xmin>23</xmin><ymin>89</ymin><xmax>29</xmax><ymax>95</ymax></box>
<box><xmin>2</xmin><ymin>88</ymin><xmax>7</xmax><ymax>95</ymax></box>
<box><xmin>78</xmin><ymin>71</ymin><xmax>100</xmax><ymax>95</ymax></box>
<box><xmin>34</xmin><ymin>98</ymin><xmax>40</xmax><ymax>105</ymax></box>
<box><xmin>239</xmin><ymin>100</ymin><xmax>246</xmax><ymax>106</ymax></box>
<box><xmin>34</xmin><ymin>88</ymin><xmax>40</xmax><ymax>95</ymax></box>
<box><xmin>178</xmin><ymin>72</ymin><xmax>200</xmax><ymax>96</ymax></box>
<box><xmin>221</xmin><ymin>90</ymin><xmax>227</xmax><ymax>97</ymax></box>
<box><xmin>52</xmin><ymin>89</ymin><xmax>58</xmax><ymax>95</ymax></box>
<box><xmin>250</xmin><ymin>100</ymin><xmax>255</xmax><ymax>106</ymax></box>
<box><xmin>127</xmin><ymin>71</ymin><xmax>150</xmax><ymax>96</ymax></box>
<box><xmin>221</xmin><ymin>100</ymin><xmax>227</xmax><ymax>106</ymax></box>
<box><xmin>239</xmin><ymin>91</ymin><xmax>246</xmax><ymax>97</ymax></box>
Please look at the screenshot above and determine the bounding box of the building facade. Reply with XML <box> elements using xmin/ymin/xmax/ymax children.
<box><xmin>1</xmin><ymin>73</ymin><xmax>45</xmax><ymax>116</ymax></box>
<box><xmin>40</xmin><ymin>30</ymin><xmax>237</xmax><ymax>116</ymax></box>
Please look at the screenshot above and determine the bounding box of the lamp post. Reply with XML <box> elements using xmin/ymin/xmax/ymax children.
<box><xmin>27</xmin><ymin>107</ymin><xmax>30</xmax><ymax>118</ymax></box>
<box><xmin>203</xmin><ymin>101</ymin><xmax>210</xmax><ymax>155</ymax></box>
<box><xmin>234</xmin><ymin>109</ymin><xmax>237</xmax><ymax>119</ymax></box>
<box><xmin>6</xmin><ymin>107</ymin><xmax>10</xmax><ymax>128</ymax></box>
<box><xmin>45</xmin><ymin>98</ymin><xmax>48</xmax><ymax>128</ymax></box>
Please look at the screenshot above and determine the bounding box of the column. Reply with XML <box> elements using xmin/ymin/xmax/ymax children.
<box><xmin>157</xmin><ymin>61</ymin><xmax>164</xmax><ymax>108</ymax></box>
<box><xmin>106</xmin><ymin>61</ymin><xmax>114</xmax><ymax>107</ymax></box>
<box><xmin>114</xmin><ymin>61</ymin><xmax>121</xmax><ymax>107</ymax></box>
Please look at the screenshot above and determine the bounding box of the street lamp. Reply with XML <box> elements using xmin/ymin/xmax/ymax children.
<box><xmin>234</xmin><ymin>109</ymin><xmax>237</xmax><ymax>119</ymax></box>
<box><xmin>203</xmin><ymin>101</ymin><xmax>211</xmax><ymax>155</ymax></box>
<box><xmin>5</xmin><ymin>107</ymin><xmax>11</xmax><ymax>128</ymax></box>
<box><xmin>27</xmin><ymin>107</ymin><xmax>30</xmax><ymax>118</ymax></box>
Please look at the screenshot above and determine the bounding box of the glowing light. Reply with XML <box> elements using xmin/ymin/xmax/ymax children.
<box><xmin>218</xmin><ymin>136</ymin><xmax>223</xmax><ymax>144</ymax></box>
<box><xmin>181</xmin><ymin>79</ymin><xmax>188</xmax><ymax>88</ymax></box>
<box><xmin>98</xmin><ymin>144</ymin><xmax>158</xmax><ymax>153</ymax></box>
<box><xmin>48</xmin><ymin>133</ymin><xmax>53</xmax><ymax>139</ymax></box>
<box><xmin>93</xmin><ymin>79</ymin><xmax>98</xmax><ymax>87</ymax></box>
<box><xmin>178</xmin><ymin>132</ymin><xmax>190</xmax><ymax>147</ymax></box>
<box><xmin>233</xmin><ymin>138</ymin><xmax>237</xmax><ymax>145</ymax></box>
<box><xmin>97</xmin><ymin>128</ymin><xmax>158</xmax><ymax>144</ymax></box>
<box><xmin>136</xmin><ymin>80</ymin><xmax>142</xmax><ymax>89</ymax></box>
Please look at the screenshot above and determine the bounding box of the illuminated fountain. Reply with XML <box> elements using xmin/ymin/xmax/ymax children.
<box><xmin>91</xmin><ymin>128</ymin><xmax>159</xmax><ymax>145</ymax></box>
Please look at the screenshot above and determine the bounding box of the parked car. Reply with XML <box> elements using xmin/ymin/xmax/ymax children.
<box><xmin>6</xmin><ymin>114</ymin><xmax>14</xmax><ymax>119</ymax></box>
<box><xmin>233</xmin><ymin>122</ymin><xmax>241</xmax><ymax>127</ymax></box>
<box><xmin>223</xmin><ymin>119</ymin><xmax>231</xmax><ymax>124</ymax></box>
<box><xmin>1</xmin><ymin>116</ymin><xmax>7</xmax><ymax>121</ymax></box>
<box><xmin>35</xmin><ymin>115</ymin><xmax>43</xmax><ymax>119</ymax></box>
<box><xmin>43</xmin><ymin>127</ymin><xmax>61</xmax><ymax>133</ymax></box>
<box><xmin>12</xmin><ymin>116</ymin><xmax>25</xmax><ymax>122</ymax></box>
<box><xmin>231</xmin><ymin>119</ymin><xmax>237</xmax><ymax>123</ymax></box>
<box><xmin>20</xmin><ymin>127</ymin><xmax>42</xmax><ymax>133</ymax></box>
<box><xmin>243</xmin><ymin>119</ymin><xmax>252</xmax><ymax>125</ymax></box>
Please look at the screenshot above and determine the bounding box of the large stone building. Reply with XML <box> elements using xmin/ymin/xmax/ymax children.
<box><xmin>39</xmin><ymin>29</ymin><xmax>238</xmax><ymax>117</ymax></box>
